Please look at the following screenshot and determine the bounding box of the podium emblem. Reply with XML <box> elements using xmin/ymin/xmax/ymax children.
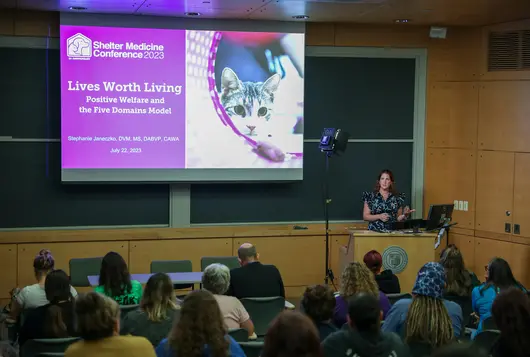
<box><xmin>382</xmin><ymin>246</ymin><xmax>408</xmax><ymax>274</ymax></box>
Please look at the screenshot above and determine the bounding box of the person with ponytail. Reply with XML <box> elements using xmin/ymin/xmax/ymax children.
<box><xmin>121</xmin><ymin>273</ymin><xmax>180</xmax><ymax>346</ymax></box>
<box><xmin>65</xmin><ymin>292</ymin><xmax>155</xmax><ymax>357</ymax></box>
<box><xmin>18</xmin><ymin>270</ymin><xmax>76</xmax><ymax>345</ymax></box>
<box><xmin>10</xmin><ymin>249</ymin><xmax>77</xmax><ymax>320</ymax></box>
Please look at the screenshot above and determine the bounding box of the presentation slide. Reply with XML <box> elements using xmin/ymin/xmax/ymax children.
<box><xmin>60</xmin><ymin>24</ymin><xmax>305</xmax><ymax>182</ymax></box>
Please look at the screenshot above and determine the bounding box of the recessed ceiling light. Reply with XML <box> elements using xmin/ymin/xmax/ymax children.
<box><xmin>292</xmin><ymin>15</ymin><xmax>309</xmax><ymax>20</ymax></box>
<box><xmin>394</xmin><ymin>19</ymin><xmax>410</xmax><ymax>23</ymax></box>
<box><xmin>68</xmin><ymin>6</ymin><xmax>87</xmax><ymax>10</ymax></box>
<box><xmin>185</xmin><ymin>12</ymin><xmax>201</xmax><ymax>16</ymax></box>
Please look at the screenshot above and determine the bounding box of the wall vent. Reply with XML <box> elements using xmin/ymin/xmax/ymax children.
<box><xmin>488</xmin><ymin>30</ymin><xmax>530</xmax><ymax>71</ymax></box>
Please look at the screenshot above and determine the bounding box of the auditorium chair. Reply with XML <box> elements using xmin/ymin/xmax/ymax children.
<box><xmin>241</xmin><ymin>297</ymin><xmax>285</xmax><ymax>337</ymax></box>
<box><xmin>69</xmin><ymin>257</ymin><xmax>103</xmax><ymax>287</ymax></box>
<box><xmin>200</xmin><ymin>256</ymin><xmax>240</xmax><ymax>271</ymax></box>
<box><xmin>386</xmin><ymin>293</ymin><xmax>412</xmax><ymax>305</ymax></box>
<box><xmin>472</xmin><ymin>330</ymin><xmax>500</xmax><ymax>354</ymax></box>
<box><xmin>150</xmin><ymin>259</ymin><xmax>194</xmax><ymax>290</ymax></box>
<box><xmin>21</xmin><ymin>337</ymin><xmax>80</xmax><ymax>357</ymax></box>
<box><xmin>228</xmin><ymin>328</ymin><xmax>249</xmax><ymax>342</ymax></box>
<box><xmin>238</xmin><ymin>342</ymin><xmax>264</xmax><ymax>357</ymax></box>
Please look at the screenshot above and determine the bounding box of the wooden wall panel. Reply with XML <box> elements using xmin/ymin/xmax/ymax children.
<box><xmin>0</xmin><ymin>10</ymin><xmax>15</xmax><ymax>35</ymax></box>
<box><xmin>0</xmin><ymin>245</ymin><xmax>17</xmax><ymax>298</ymax></box>
<box><xmin>305</xmin><ymin>23</ymin><xmax>335</xmax><ymax>46</ymax></box>
<box><xmin>329</xmin><ymin>234</ymin><xmax>351</xmax><ymax>287</ymax></box>
<box><xmin>448</xmin><ymin>233</ymin><xmax>475</xmax><ymax>273</ymax></box>
<box><xmin>474</xmin><ymin>238</ymin><xmax>511</xmax><ymax>282</ymax></box>
<box><xmin>233</xmin><ymin>236</ymin><xmax>325</xmax><ymax>287</ymax></box>
<box><xmin>426</xmin><ymin>82</ymin><xmax>479</xmax><ymax>149</ymax></box>
<box><xmin>478</xmin><ymin>82</ymin><xmax>530</xmax><ymax>152</ymax></box>
<box><xmin>17</xmin><ymin>242</ymin><xmax>129</xmax><ymax>289</ymax></box>
<box><xmin>128</xmin><ymin>238</ymin><xmax>232</xmax><ymax>274</ymax></box>
<box><xmin>513</xmin><ymin>153</ymin><xmax>530</xmax><ymax>241</ymax></box>
<box><xmin>475</xmin><ymin>151</ymin><xmax>514</xmax><ymax>236</ymax></box>
<box><xmin>424</xmin><ymin>148</ymin><xmax>476</xmax><ymax>229</ymax></box>
<box><xmin>510</xmin><ymin>243</ymin><xmax>530</xmax><ymax>288</ymax></box>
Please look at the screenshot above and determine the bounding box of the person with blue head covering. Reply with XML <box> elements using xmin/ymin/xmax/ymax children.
<box><xmin>382</xmin><ymin>262</ymin><xmax>463</xmax><ymax>351</ymax></box>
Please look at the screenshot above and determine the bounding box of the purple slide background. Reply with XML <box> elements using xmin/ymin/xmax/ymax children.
<box><xmin>60</xmin><ymin>25</ymin><xmax>186</xmax><ymax>169</ymax></box>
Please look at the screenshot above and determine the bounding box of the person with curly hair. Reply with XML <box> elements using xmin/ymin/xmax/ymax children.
<box><xmin>333</xmin><ymin>262</ymin><xmax>390</xmax><ymax>327</ymax></box>
<box><xmin>301</xmin><ymin>285</ymin><xmax>337</xmax><ymax>341</ymax></box>
<box><xmin>382</xmin><ymin>262</ymin><xmax>463</xmax><ymax>347</ymax></box>
<box><xmin>155</xmin><ymin>290</ymin><xmax>245</xmax><ymax>357</ymax></box>
<box><xmin>262</xmin><ymin>311</ymin><xmax>323</xmax><ymax>357</ymax></box>
<box><xmin>491</xmin><ymin>287</ymin><xmax>530</xmax><ymax>357</ymax></box>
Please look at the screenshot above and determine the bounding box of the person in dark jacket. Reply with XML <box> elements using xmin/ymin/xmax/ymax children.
<box><xmin>322</xmin><ymin>293</ymin><xmax>409</xmax><ymax>357</ymax></box>
<box><xmin>226</xmin><ymin>243</ymin><xmax>285</xmax><ymax>299</ymax></box>
<box><xmin>363</xmin><ymin>250</ymin><xmax>401</xmax><ymax>294</ymax></box>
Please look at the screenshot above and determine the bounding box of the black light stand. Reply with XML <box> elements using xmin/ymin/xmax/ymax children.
<box><xmin>319</xmin><ymin>128</ymin><xmax>349</xmax><ymax>287</ymax></box>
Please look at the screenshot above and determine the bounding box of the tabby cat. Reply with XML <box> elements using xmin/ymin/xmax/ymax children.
<box><xmin>218</xmin><ymin>67</ymin><xmax>281</xmax><ymax>138</ymax></box>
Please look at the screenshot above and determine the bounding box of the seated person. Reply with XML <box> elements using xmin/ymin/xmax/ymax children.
<box><xmin>65</xmin><ymin>292</ymin><xmax>155</xmax><ymax>357</ymax></box>
<box><xmin>10</xmin><ymin>249</ymin><xmax>77</xmax><ymax>320</ymax></box>
<box><xmin>262</xmin><ymin>311</ymin><xmax>322</xmax><ymax>357</ymax></box>
<box><xmin>226</xmin><ymin>243</ymin><xmax>285</xmax><ymax>299</ymax></box>
<box><xmin>440</xmin><ymin>245</ymin><xmax>479</xmax><ymax>296</ymax></box>
<box><xmin>202</xmin><ymin>264</ymin><xmax>255</xmax><ymax>338</ymax></box>
<box><xmin>363</xmin><ymin>250</ymin><xmax>401</xmax><ymax>294</ymax></box>
<box><xmin>121</xmin><ymin>273</ymin><xmax>181</xmax><ymax>346</ymax></box>
<box><xmin>322</xmin><ymin>293</ymin><xmax>409</xmax><ymax>357</ymax></box>
<box><xmin>491</xmin><ymin>287</ymin><xmax>530</xmax><ymax>357</ymax></box>
<box><xmin>94</xmin><ymin>252</ymin><xmax>143</xmax><ymax>305</ymax></box>
<box><xmin>19</xmin><ymin>269</ymin><xmax>76</xmax><ymax>345</ymax></box>
<box><xmin>382</xmin><ymin>262</ymin><xmax>463</xmax><ymax>339</ymax></box>
<box><xmin>472</xmin><ymin>257</ymin><xmax>526</xmax><ymax>336</ymax></box>
<box><xmin>333</xmin><ymin>262</ymin><xmax>390</xmax><ymax>327</ymax></box>
<box><xmin>301</xmin><ymin>285</ymin><xmax>337</xmax><ymax>341</ymax></box>
<box><xmin>155</xmin><ymin>290</ymin><xmax>245</xmax><ymax>357</ymax></box>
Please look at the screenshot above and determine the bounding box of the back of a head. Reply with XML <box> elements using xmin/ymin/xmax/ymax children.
<box><xmin>237</xmin><ymin>243</ymin><xmax>257</xmax><ymax>263</ymax></box>
<box><xmin>170</xmin><ymin>290</ymin><xmax>228</xmax><ymax>357</ymax></box>
<box><xmin>302</xmin><ymin>284</ymin><xmax>336</xmax><ymax>324</ymax></box>
<box><xmin>99</xmin><ymin>252</ymin><xmax>132</xmax><ymax>297</ymax></box>
<box><xmin>492</xmin><ymin>287</ymin><xmax>530</xmax><ymax>357</ymax></box>
<box><xmin>45</xmin><ymin>269</ymin><xmax>73</xmax><ymax>337</ymax></box>
<box><xmin>363</xmin><ymin>250</ymin><xmax>383</xmax><ymax>274</ymax></box>
<box><xmin>34</xmin><ymin>249</ymin><xmax>55</xmax><ymax>278</ymax></box>
<box><xmin>202</xmin><ymin>263</ymin><xmax>231</xmax><ymax>295</ymax></box>
<box><xmin>407</xmin><ymin>262</ymin><xmax>453</xmax><ymax>348</ymax></box>
<box><xmin>487</xmin><ymin>257</ymin><xmax>518</xmax><ymax>290</ymax></box>
<box><xmin>340</xmin><ymin>262</ymin><xmax>379</xmax><ymax>298</ymax></box>
<box><xmin>439</xmin><ymin>246</ymin><xmax>471</xmax><ymax>297</ymax></box>
<box><xmin>262</xmin><ymin>311</ymin><xmax>322</xmax><ymax>357</ymax></box>
<box><xmin>76</xmin><ymin>292</ymin><xmax>119</xmax><ymax>340</ymax></box>
<box><xmin>347</xmin><ymin>293</ymin><xmax>381</xmax><ymax>334</ymax></box>
<box><xmin>141</xmin><ymin>273</ymin><xmax>177</xmax><ymax>322</ymax></box>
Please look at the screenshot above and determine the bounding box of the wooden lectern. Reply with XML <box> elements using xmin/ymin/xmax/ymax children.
<box><xmin>339</xmin><ymin>230</ymin><xmax>438</xmax><ymax>293</ymax></box>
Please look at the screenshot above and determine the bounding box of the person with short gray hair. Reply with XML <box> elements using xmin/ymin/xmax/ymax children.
<box><xmin>202</xmin><ymin>264</ymin><xmax>255</xmax><ymax>337</ymax></box>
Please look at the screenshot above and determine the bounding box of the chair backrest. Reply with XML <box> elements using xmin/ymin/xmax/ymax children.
<box><xmin>69</xmin><ymin>257</ymin><xmax>103</xmax><ymax>287</ymax></box>
<box><xmin>151</xmin><ymin>260</ymin><xmax>194</xmax><ymax>290</ymax></box>
<box><xmin>238</xmin><ymin>342</ymin><xmax>264</xmax><ymax>357</ymax></box>
<box><xmin>201</xmin><ymin>256</ymin><xmax>240</xmax><ymax>271</ymax></box>
<box><xmin>37</xmin><ymin>354</ymin><xmax>65</xmax><ymax>357</ymax></box>
<box><xmin>119</xmin><ymin>304</ymin><xmax>140</xmax><ymax>321</ymax></box>
<box><xmin>241</xmin><ymin>297</ymin><xmax>285</xmax><ymax>337</ymax></box>
<box><xmin>21</xmin><ymin>338</ymin><xmax>80</xmax><ymax>357</ymax></box>
<box><xmin>482</xmin><ymin>316</ymin><xmax>498</xmax><ymax>330</ymax></box>
<box><xmin>472</xmin><ymin>330</ymin><xmax>500</xmax><ymax>354</ymax></box>
<box><xmin>387</xmin><ymin>293</ymin><xmax>412</xmax><ymax>305</ymax></box>
<box><xmin>444</xmin><ymin>295</ymin><xmax>473</xmax><ymax>327</ymax></box>
<box><xmin>228</xmin><ymin>328</ymin><xmax>249</xmax><ymax>342</ymax></box>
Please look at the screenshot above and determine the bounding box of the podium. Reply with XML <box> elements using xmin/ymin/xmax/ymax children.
<box><xmin>338</xmin><ymin>230</ymin><xmax>438</xmax><ymax>293</ymax></box>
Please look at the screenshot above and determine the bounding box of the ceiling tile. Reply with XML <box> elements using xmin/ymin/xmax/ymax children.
<box><xmin>16</xmin><ymin>0</ymin><xmax>142</xmax><ymax>13</ymax></box>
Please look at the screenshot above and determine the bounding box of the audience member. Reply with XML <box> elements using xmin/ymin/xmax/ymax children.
<box><xmin>490</xmin><ymin>287</ymin><xmax>530</xmax><ymax>357</ymax></box>
<box><xmin>18</xmin><ymin>269</ymin><xmax>76</xmax><ymax>345</ymax></box>
<box><xmin>262</xmin><ymin>311</ymin><xmax>322</xmax><ymax>357</ymax></box>
<box><xmin>439</xmin><ymin>245</ymin><xmax>479</xmax><ymax>296</ymax></box>
<box><xmin>95</xmin><ymin>252</ymin><xmax>142</xmax><ymax>305</ymax></box>
<box><xmin>364</xmin><ymin>250</ymin><xmax>401</xmax><ymax>294</ymax></box>
<box><xmin>472</xmin><ymin>257</ymin><xmax>525</xmax><ymax>335</ymax></box>
<box><xmin>155</xmin><ymin>290</ymin><xmax>245</xmax><ymax>357</ymax></box>
<box><xmin>10</xmin><ymin>249</ymin><xmax>77</xmax><ymax>320</ymax></box>
<box><xmin>382</xmin><ymin>262</ymin><xmax>463</xmax><ymax>340</ymax></box>
<box><xmin>65</xmin><ymin>292</ymin><xmax>155</xmax><ymax>357</ymax></box>
<box><xmin>227</xmin><ymin>243</ymin><xmax>285</xmax><ymax>299</ymax></box>
<box><xmin>202</xmin><ymin>263</ymin><xmax>255</xmax><ymax>337</ymax></box>
<box><xmin>121</xmin><ymin>273</ymin><xmax>181</xmax><ymax>346</ymax></box>
<box><xmin>301</xmin><ymin>285</ymin><xmax>337</xmax><ymax>341</ymax></box>
<box><xmin>322</xmin><ymin>293</ymin><xmax>408</xmax><ymax>357</ymax></box>
<box><xmin>333</xmin><ymin>262</ymin><xmax>390</xmax><ymax>327</ymax></box>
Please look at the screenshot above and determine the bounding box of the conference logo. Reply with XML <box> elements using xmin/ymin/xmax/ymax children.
<box><xmin>67</xmin><ymin>33</ymin><xmax>92</xmax><ymax>60</ymax></box>
<box><xmin>382</xmin><ymin>246</ymin><xmax>408</xmax><ymax>274</ymax></box>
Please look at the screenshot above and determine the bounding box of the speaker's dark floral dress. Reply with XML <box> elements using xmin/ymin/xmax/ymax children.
<box><xmin>363</xmin><ymin>191</ymin><xmax>406</xmax><ymax>231</ymax></box>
